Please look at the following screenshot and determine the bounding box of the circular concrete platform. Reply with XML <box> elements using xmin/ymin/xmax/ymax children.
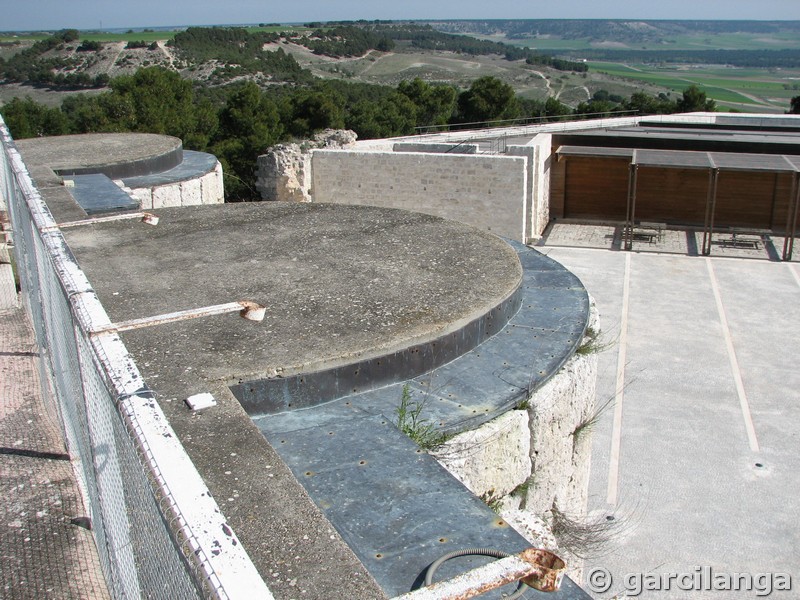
<box><xmin>15</xmin><ymin>133</ymin><xmax>183</xmax><ymax>179</ymax></box>
<box><xmin>63</xmin><ymin>202</ymin><xmax>523</xmax><ymax>395</ymax></box>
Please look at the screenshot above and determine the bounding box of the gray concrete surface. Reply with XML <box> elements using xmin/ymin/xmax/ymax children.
<box><xmin>63</xmin><ymin>202</ymin><xmax>521</xmax><ymax>385</ymax></box>
<box><xmin>0</xmin><ymin>306</ymin><xmax>110</xmax><ymax>600</ymax></box>
<box><xmin>540</xmin><ymin>225</ymin><xmax>800</xmax><ymax>599</ymax></box>
<box><xmin>14</xmin><ymin>132</ymin><xmax>184</xmax><ymax>225</ymax></box>
<box><xmin>15</xmin><ymin>133</ymin><xmax>182</xmax><ymax>178</ymax></box>
<box><xmin>60</xmin><ymin>202</ymin><xmax>526</xmax><ymax>599</ymax></box>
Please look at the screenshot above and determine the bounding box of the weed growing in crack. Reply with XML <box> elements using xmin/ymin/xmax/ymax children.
<box><xmin>481</xmin><ymin>492</ymin><xmax>503</xmax><ymax>514</ymax></box>
<box><xmin>576</xmin><ymin>326</ymin><xmax>614</xmax><ymax>356</ymax></box>
<box><xmin>550</xmin><ymin>505</ymin><xmax>624</xmax><ymax>559</ymax></box>
<box><xmin>572</xmin><ymin>394</ymin><xmax>615</xmax><ymax>442</ymax></box>
<box><xmin>395</xmin><ymin>383</ymin><xmax>449</xmax><ymax>451</ymax></box>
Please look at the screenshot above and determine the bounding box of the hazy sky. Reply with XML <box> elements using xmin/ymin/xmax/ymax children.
<box><xmin>3</xmin><ymin>0</ymin><xmax>800</xmax><ymax>32</ymax></box>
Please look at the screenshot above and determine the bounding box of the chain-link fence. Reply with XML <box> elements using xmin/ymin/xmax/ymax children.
<box><xmin>0</xmin><ymin>119</ymin><xmax>271</xmax><ymax>600</ymax></box>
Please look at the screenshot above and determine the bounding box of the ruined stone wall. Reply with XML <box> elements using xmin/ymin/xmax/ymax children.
<box><xmin>258</xmin><ymin>131</ymin><xmax>559</xmax><ymax>242</ymax></box>
<box><xmin>255</xmin><ymin>129</ymin><xmax>357</xmax><ymax>202</ymax></box>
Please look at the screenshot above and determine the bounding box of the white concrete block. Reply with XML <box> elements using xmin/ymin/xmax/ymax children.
<box><xmin>152</xmin><ymin>184</ymin><xmax>182</xmax><ymax>208</ymax></box>
<box><xmin>432</xmin><ymin>410</ymin><xmax>531</xmax><ymax>501</ymax></box>
<box><xmin>500</xmin><ymin>508</ymin><xmax>559</xmax><ymax>551</ymax></box>
<box><xmin>200</xmin><ymin>163</ymin><xmax>225</xmax><ymax>205</ymax></box>
<box><xmin>129</xmin><ymin>187</ymin><xmax>153</xmax><ymax>210</ymax></box>
<box><xmin>180</xmin><ymin>178</ymin><xmax>202</xmax><ymax>206</ymax></box>
<box><xmin>185</xmin><ymin>392</ymin><xmax>216</xmax><ymax>410</ymax></box>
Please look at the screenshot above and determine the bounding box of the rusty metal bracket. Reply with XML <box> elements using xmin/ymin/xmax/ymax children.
<box><xmin>42</xmin><ymin>211</ymin><xmax>160</xmax><ymax>232</ymax></box>
<box><xmin>90</xmin><ymin>300</ymin><xmax>266</xmax><ymax>335</ymax></box>
<box><xmin>390</xmin><ymin>548</ymin><xmax>565</xmax><ymax>600</ymax></box>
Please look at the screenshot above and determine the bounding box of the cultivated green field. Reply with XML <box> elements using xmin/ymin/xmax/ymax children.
<box><xmin>588</xmin><ymin>61</ymin><xmax>800</xmax><ymax>111</ymax></box>
<box><xmin>486</xmin><ymin>29</ymin><xmax>800</xmax><ymax>52</ymax></box>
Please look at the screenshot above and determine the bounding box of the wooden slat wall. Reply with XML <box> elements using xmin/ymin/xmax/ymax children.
<box><xmin>770</xmin><ymin>172</ymin><xmax>795</xmax><ymax>233</ymax></box>
<box><xmin>635</xmin><ymin>167</ymin><xmax>709</xmax><ymax>225</ymax></box>
<box><xmin>549</xmin><ymin>155</ymin><xmax>566</xmax><ymax>219</ymax></box>
<box><xmin>562</xmin><ymin>157</ymin><xmax>629</xmax><ymax>220</ymax></box>
<box><xmin>552</xmin><ymin>151</ymin><xmax>799</xmax><ymax>230</ymax></box>
<box><xmin>714</xmin><ymin>171</ymin><xmax>775</xmax><ymax>229</ymax></box>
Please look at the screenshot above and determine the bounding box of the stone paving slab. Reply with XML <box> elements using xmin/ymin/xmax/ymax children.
<box><xmin>541</xmin><ymin>229</ymin><xmax>800</xmax><ymax>599</ymax></box>
<box><xmin>0</xmin><ymin>307</ymin><xmax>110</xmax><ymax>600</ymax></box>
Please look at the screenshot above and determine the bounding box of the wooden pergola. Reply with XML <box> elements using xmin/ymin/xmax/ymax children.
<box><xmin>556</xmin><ymin>146</ymin><xmax>800</xmax><ymax>260</ymax></box>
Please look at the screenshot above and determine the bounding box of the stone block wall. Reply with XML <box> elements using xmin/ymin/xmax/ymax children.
<box><xmin>312</xmin><ymin>149</ymin><xmax>528</xmax><ymax>242</ymax></box>
<box><xmin>128</xmin><ymin>161</ymin><xmax>224</xmax><ymax>209</ymax></box>
<box><xmin>432</xmin><ymin>300</ymin><xmax>599</xmax><ymax>572</ymax></box>
<box><xmin>392</xmin><ymin>142</ymin><xmax>479</xmax><ymax>154</ymax></box>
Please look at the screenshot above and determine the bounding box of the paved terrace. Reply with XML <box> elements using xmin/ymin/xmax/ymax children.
<box><xmin>538</xmin><ymin>223</ymin><xmax>800</xmax><ymax>599</ymax></box>
<box><xmin>60</xmin><ymin>202</ymin><xmax>589</xmax><ymax>599</ymax></box>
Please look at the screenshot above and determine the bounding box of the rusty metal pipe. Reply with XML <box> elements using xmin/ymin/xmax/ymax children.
<box><xmin>42</xmin><ymin>211</ymin><xmax>159</xmax><ymax>231</ymax></box>
<box><xmin>391</xmin><ymin>547</ymin><xmax>565</xmax><ymax>600</ymax></box>
<box><xmin>91</xmin><ymin>300</ymin><xmax>266</xmax><ymax>335</ymax></box>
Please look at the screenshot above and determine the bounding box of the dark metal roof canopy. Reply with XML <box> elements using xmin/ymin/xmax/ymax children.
<box><xmin>556</xmin><ymin>146</ymin><xmax>800</xmax><ymax>260</ymax></box>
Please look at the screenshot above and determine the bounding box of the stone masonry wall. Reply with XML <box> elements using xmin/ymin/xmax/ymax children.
<box><xmin>128</xmin><ymin>161</ymin><xmax>224</xmax><ymax>209</ymax></box>
<box><xmin>312</xmin><ymin>149</ymin><xmax>528</xmax><ymax>242</ymax></box>
<box><xmin>431</xmin><ymin>300</ymin><xmax>599</xmax><ymax>574</ymax></box>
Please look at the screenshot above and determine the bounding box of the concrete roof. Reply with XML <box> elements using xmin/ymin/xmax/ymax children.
<box><xmin>61</xmin><ymin>202</ymin><xmax>527</xmax><ymax>599</ymax></box>
<box><xmin>64</xmin><ymin>203</ymin><xmax>522</xmax><ymax>389</ymax></box>
<box><xmin>15</xmin><ymin>133</ymin><xmax>182</xmax><ymax>178</ymax></box>
<box><xmin>14</xmin><ymin>132</ymin><xmax>591</xmax><ymax>599</ymax></box>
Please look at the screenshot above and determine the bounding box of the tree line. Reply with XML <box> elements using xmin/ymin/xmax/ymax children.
<box><xmin>0</xmin><ymin>29</ymin><xmax>110</xmax><ymax>89</ymax></box>
<box><xmin>2</xmin><ymin>64</ymin><xmax>770</xmax><ymax>202</ymax></box>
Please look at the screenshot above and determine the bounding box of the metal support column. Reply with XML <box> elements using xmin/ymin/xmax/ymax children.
<box><xmin>701</xmin><ymin>166</ymin><xmax>720</xmax><ymax>256</ymax></box>
<box><xmin>624</xmin><ymin>158</ymin><xmax>638</xmax><ymax>251</ymax></box>
<box><xmin>782</xmin><ymin>172</ymin><xmax>800</xmax><ymax>261</ymax></box>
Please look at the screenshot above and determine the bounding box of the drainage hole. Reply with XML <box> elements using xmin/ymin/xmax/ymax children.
<box><xmin>755</xmin><ymin>463</ymin><xmax>764</xmax><ymax>468</ymax></box>
<box><xmin>359</xmin><ymin>460</ymin><xmax>367</xmax><ymax>465</ymax></box>
<box><xmin>375</xmin><ymin>554</ymin><xmax>383</xmax><ymax>559</ymax></box>
<box><xmin>438</xmin><ymin>538</ymin><xmax>447</xmax><ymax>543</ymax></box>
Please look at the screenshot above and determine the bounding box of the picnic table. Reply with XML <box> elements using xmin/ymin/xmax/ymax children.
<box><xmin>713</xmin><ymin>227</ymin><xmax>771</xmax><ymax>249</ymax></box>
